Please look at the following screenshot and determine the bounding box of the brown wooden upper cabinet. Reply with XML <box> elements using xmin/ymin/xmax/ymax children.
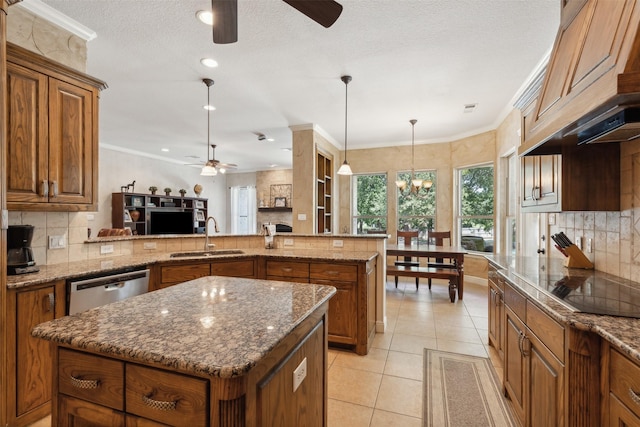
<box><xmin>5</xmin><ymin>44</ymin><xmax>106</xmax><ymax>211</ymax></box>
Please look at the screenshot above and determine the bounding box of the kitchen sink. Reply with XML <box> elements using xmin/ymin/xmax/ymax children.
<box><xmin>169</xmin><ymin>250</ymin><xmax>245</xmax><ymax>258</ymax></box>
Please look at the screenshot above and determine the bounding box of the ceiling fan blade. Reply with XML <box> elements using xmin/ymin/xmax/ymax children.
<box><xmin>219</xmin><ymin>162</ymin><xmax>238</xmax><ymax>169</ymax></box>
<box><xmin>212</xmin><ymin>0</ymin><xmax>238</xmax><ymax>44</ymax></box>
<box><xmin>283</xmin><ymin>0</ymin><xmax>343</xmax><ymax>28</ymax></box>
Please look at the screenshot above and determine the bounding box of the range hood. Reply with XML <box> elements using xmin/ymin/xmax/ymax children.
<box><xmin>577</xmin><ymin>108</ymin><xmax>640</xmax><ymax>145</ymax></box>
<box><xmin>519</xmin><ymin>0</ymin><xmax>640</xmax><ymax>156</ymax></box>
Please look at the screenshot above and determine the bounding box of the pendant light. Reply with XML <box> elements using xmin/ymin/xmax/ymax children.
<box><xmin>337</xmin><ymin>75</ymin><xmax>353</xmax><ymax>176</ymax></box>
<box><xmin>201</xmin><ymin>78</ymin><xmax>218</xmax><ymax>176</ymax></box>
<box><xmin>395</xmin><ymin>119</ymin><xmax>433</xmax><ymax>197</ymax></box>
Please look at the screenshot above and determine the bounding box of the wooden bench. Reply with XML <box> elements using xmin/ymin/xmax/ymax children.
<box><xmin>387</xmin><ymin>265</ymin><xmax>460</xmax><ymax>302</ymax></box>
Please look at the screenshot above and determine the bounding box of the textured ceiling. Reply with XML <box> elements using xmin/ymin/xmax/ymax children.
<box><xmin>38</xmin><ymin>0</ymin><xmax>559</xmax><ymax>172</ymax></box>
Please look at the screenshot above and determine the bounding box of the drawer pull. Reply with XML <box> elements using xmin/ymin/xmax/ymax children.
<box><xmin>70</xmin><ymin>375</ymin><xmax>100</xmax><ymax>390</ymax></box>
<box><xmin>282</xmin><ymin>267</ymin><xmax>293</xmax><ymax>272</ymax></box>
<box><xmin>142</xmin><ymin>394</ymin><xmax>177</xmax><ymax>411</ymax></box>
<box><xmin>326</xmin><ymin>271</ymin><xmax>339</xmax><ymax>276</ymax></box>
<box><xmin>629</xmin><ymin>388</ymin><xmax>640</xmax><ymax>406</ymax></box>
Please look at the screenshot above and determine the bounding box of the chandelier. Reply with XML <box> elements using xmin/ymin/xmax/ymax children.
<box><xmin>395</xmin><ymin>119</ymin><xmax>433</xmax><ymax>197</ymax></box>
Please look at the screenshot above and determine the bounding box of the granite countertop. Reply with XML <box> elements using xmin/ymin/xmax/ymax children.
<box><xmin>6</xmin><ymin>248</ymin><xmax>378</xmax><ymax>290</ymax></box>
<box><xmin>32</xmin><ymin>276</ymin><xmax>336</xmax><ymax>378</ymax></box>
<box><xmin>486</xmin><ymin>254</ymin><xmax>640</xmax><ymax>364</ymax></box>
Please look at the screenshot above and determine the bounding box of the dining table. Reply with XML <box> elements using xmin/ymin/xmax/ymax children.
<box><xmin>386</xmin><ymin>244</ymin><xmax>467</xmax><ymax>302</ymax></box>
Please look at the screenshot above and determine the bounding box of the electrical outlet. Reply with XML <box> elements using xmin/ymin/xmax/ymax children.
<box><xmin>48</xmin><ymin>235</ymin><xmax>66</xmax><ymax>249</ymax></box>
<box><xmin>587</xmin><ymin>238</ymin><xmax>593</xmax><ymax>253</ymax></box>
<box><xmin>297</xmin><ymin>213</ymin><xmax>307</xmax><ymax>221</ymax></box>
<box><xmin>143</xmin><ymin>242</ymin><xmax>157</xmax><ymax>250</ymax></box>
<box><xmin>100</xmin><ymin>244</ymin><xmax>114</xmax><ymax>254</ymax></box>
<box><xmin>293</xmin><ymin>357</ymin><xmax>307</xmax><ymax>392</ymax></box>
<box><xmin>284</xmin><ymin>238</ymin><xmax>294</xmax><ymax>246</ymax></box>
<box><xmin>332</xmin><ymin>239</ymin><xmax>344</xmax><ymax>248</ymax></box>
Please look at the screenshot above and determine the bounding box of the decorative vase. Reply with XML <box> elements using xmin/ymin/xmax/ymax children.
<box><xmin>130</xmin><ymin>210</ymin><xmax>140</xmax><ymax>222</ymax></box>
<box><xmin>150</xmin><ymin>189</ymin><xmax>157</xmax><ymax>195</ymax></box>
<box><xmin>179</xmin><ymin>189</ymin><xmax>187</xmax><ymax>197</ymax></box>
<box><xmin>165</xmin><ymin>190</ymin><xmax>171</xmax><ymax>196</ymax></box>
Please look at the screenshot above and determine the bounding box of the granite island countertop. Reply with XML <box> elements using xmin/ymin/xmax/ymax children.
<box><xmin>6</xmin><ymin>247</ymin><xmax>378</xmax><ymax>290</ymax></box>
<box><xmin>31</xmin><ymin>276</ymin><xmax>336</xmax><ymax>378</ymax></box>
<box><xmin>487</xmin><ymin>254</ymin><xmax>640</xmax><ymax>364</ymax></box>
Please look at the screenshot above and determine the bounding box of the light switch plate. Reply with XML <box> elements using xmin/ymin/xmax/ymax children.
<box><xmin>143</xmin><ymin>242</ymin><xmax>157</xmax><ymax>250</ymax></box>
<box><xmin>284</xmin><ymin>238</ymin><xmax>294</xmax><ymax>246</ymax></box>
<box><xmin>333</xmin><ymin>240</ymin><xmax>344</xmax><ymax>248</ymax></box>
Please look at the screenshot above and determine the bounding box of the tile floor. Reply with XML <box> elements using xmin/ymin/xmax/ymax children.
<box><xmin>29</xmin><ymin>277</ymin><xmax>499</xmax><ymax>427</ymax></box>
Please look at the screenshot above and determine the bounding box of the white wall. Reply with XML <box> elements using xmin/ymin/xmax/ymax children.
<box><xmin>98</xmin><ymin>147</ymin><xmax>227</xmax><ymax>233</ymax></box>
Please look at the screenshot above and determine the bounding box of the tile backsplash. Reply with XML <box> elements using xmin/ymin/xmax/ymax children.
<box><xmin>8</xmin><ymin>211</ymin><xmax>91</xmax><ymax>266</ymax></box>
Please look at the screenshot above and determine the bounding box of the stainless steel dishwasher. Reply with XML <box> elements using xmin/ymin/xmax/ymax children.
<box><xmin>67</xmin><ymin>267</ymin><xmax>150</xmax><ymax>315</ymax></box>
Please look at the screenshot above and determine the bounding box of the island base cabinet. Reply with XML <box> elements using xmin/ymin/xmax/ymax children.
<box><xmin>255</xmin><ymin>321</ymin><xmax>325</xmax><ymax>426</ymax></box>
<box><xmin>609</xmin><ymin>394</ymin><xmax>640</xmax><ymax>427</ymax></box>
<box><xmin>58</xmin><ymin>395</ymin><xmax>124</xmax><ymax>427</ymax></box>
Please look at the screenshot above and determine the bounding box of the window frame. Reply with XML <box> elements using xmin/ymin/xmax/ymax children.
<box><xmin>351</xmin><ymin>172</ymin><xmax>388</xmax><ymax>235</ymax></box>
<box><xmin>396</xmin><ymin>169</ymin><xmax>437</xmax><ymax>243</ymax></box>
<box><xmin>455</xmin><ymin>163</ymin><xmax>495</xmax><ymax>253</ymax></box>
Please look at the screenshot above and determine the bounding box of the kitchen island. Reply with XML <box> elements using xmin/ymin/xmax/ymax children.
<box><xmin>32</xmin><ymin>276</ymin><xmax>336</xmax><ymax>427</ymax></box>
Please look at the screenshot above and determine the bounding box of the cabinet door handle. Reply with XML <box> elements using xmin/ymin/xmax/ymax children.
<box><xmin>521</xmin><ymin>334</ymin><xmax>530</xmax><ymax>357</ymax></box>
<box><xmin>142</xmin><ymin>394</ymin><xmax>177</xmax><ymax>411</ymax></box>
<box><xmin>282</xmin><ymin>267</ymin><xmax>293</xmax><ymax>272</ymax></box>
<box><xmin>532</xmin><ymin>186</ymin><xmax>540</xmax><ymax>201</ymax></box>
<box><xmin>43</xmin><ymin>293</ymin><xmax>55</xmax><ymax>313</ymax></box>
<box><xmin>629</xmin><ymin>388</ymin><xmax>640</xmax><ymax>406</ymax></box>
<box><xmin>50</xmin><ymin>180</ymin><xmax>58</xmax><ymax>197</ymax></box>
<box><xmin>70</xmin><ymin>375</ymin><xmax>100</xmax><ymax>390</ymax></box>
<box><xmin>42</xmin><ymin>180</ymin><xmax>49</xmax><ymax>197</ymax></box>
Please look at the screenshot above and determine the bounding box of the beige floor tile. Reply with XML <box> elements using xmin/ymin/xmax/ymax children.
<box><xmin>384</xmin><ymin>350</ymin><xmax>423</xmax><ymax>381</ymax></box>
<box><xmin>328</xmin><ymin>365</ymin><xmax>383</xmax><ymax>407</ymax></box>
<box><xmin>333</xmin><ymin>347</ymin><xmax>388</xmax><ymax>374</ymax></box>
<box><xmin>370</xmin><ymin>409</ymin><xmax>422</xmax><ymax>427</ymax></box>
<box><xmin>328</xmin><ymin>349</ymin><xmax>339</xmax><ymax>367</ymax></box>
<box><xmin>27</xmin><ymin>416</ymin><xmax>50</xmax><ymax>427</ymax></box>
<box><xmin>375</xmin><ymin>376</ymin><xmax>423</xmax><ymax>418</ymax></box>
<box><xmin>390</xmin><ymin>333</ymin><xmax>438</xmax><ymax>355</ymax></box>
<box><xmin>372</xmin><ymin>331</ymin><xmax>393</xmax><ymax>350</ymax></box>
<box><xmin>434</xmin><ymin>324</ymin><xmax>483</xmax><ymax>344</ymax></box>
<box><xmin>472</xmin><ymin>315</ymin><xmax>489</xmax><ymax>329</ymax></box>
<box><xmin>477</xmin><ymin>328</ymin><xmax>490</xmax><ymax>345</ymax></box>
<box><xmin>328</xmin><ymin>399</ymin><xmax>373</xmax><ymax>427</ymax></box>
<box><xmin>436</xmin><ymin>339</ymin><xmax>488</xmax><ymax>357</ymax></box>
<box><xmin>433</xmin><ymin>314</ymin><xmax>476</xmax><ymax>328</ymax></box>
<box><xmin>393</xmin><ymin>319</ymin><xmax>437</xmax><ymax>338</ymax></box>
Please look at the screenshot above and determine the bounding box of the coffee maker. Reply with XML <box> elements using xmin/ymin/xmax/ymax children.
<box><xmin>7</xmin><ymin>225</ymin><xmax>39</xmax><ymax>275</ymax></box>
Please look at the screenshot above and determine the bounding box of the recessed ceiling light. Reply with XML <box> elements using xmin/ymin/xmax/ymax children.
<box><xmin>267</xmin><ymin>138</ymin><xmax>275</xmax><ymax>142</ymax></box>
<box><xmin>200</xmin><ymin>58</ymin><xmax>218</xmax><ymax>68</ymax></box>
<box><xmin>281</xmin><ymin>147</ymin><xmax>292</xmax><ymax>152</ymax></box>
<box><xmin>203</xmin><ymin>104</ymin><xmax>216</xmax><ymax>111</ymax></box>
<box><xmin>161</xmin><ymin>148</ymin><xmax>169</xmax><ymax>152</ymax></box>
<box><xmin>269</xmin><ymin>164</ymin><xmax>278</xmax><ymax>168</ymax></box>
<box><xmin>196</xmin><ymin>10</ymin><xmax>213</xmax><ymax>26</ymax></box>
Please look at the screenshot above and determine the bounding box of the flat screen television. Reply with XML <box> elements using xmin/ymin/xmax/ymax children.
<box><xmin>149</xmin><ymin>211</ymin><xmax>194</xmax><ymax>235</ymax></box>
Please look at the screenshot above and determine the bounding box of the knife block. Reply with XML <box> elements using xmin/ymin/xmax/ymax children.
<box><xmin>563</xmin><ymin>244</ymin><xmax>594</xmax><ymax>269</ymax></box>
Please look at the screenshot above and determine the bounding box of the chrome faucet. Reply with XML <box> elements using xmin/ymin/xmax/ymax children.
<box><xmin>204</xmin><ymin>216</ymin><xmax>219</xmax><ymax>250</ymax></box>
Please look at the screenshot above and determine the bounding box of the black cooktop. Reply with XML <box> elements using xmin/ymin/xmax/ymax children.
<box><xmin>539</xmin><ymin>274</ymin><xmax>640</xmax><ymax>319</ymax></box>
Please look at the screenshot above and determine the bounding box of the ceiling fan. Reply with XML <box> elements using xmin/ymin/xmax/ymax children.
<box><xmin>198</xmin><ymin>78</ymin><xmax>237</xmax><ymax>176</ymax></box>
<box><xmin>211</xmin><ymin>0</ymin><xmax>343</xmax><ymax>44</ymax></box>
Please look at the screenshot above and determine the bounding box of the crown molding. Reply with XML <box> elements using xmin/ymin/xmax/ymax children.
<box><xmin>289</xmin><ymin>123</ymin><xmax>340</xmax><ymax>149</ymax></box>
<box><xmin>17</xmin><ymin>0</ymin><xmax>96</xmax><ymax>41</ymax></box>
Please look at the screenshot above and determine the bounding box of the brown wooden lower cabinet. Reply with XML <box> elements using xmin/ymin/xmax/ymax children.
<box><xmin>500</xmin><ymin>278</ymin><xmax>600</xmax><ymax>427</ymax></box>
<box><xmin>606</xmin><ymin>345</ymin><xmax>640</xmax><ymax>426</ymax></box>
<box><xmin>7</xmin><ymin>280</ymin><xmax>66</xmax><ymax>427</ymax></box>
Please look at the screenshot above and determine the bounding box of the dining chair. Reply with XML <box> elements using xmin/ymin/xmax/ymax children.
<box><xmin>426</xmin><ymin>230</ymin><xmax>456</xmax><ymax>289</ymax></box>
<box><xmin>394</xmin><ymin>230</ymin><xmax>420</xmax><ymax>288</ymax></box>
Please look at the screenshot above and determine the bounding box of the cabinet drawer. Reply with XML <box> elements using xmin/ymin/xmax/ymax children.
<box><xmin>310</xmin><ymin>263</ymin><xmax>357</xmax><ymax>282</ymax></box>
<box><xmin>59</xmin><ymin>348</ymin><xmax>124</xmax><ymax>410</ymax></box>
<box><xmin>160</xmin><ymin>263</ymin><xmax>210</xmax><ymax>284</ymax></box>
<box><xmin>266</xmin><ymin>260</ymin><xmax>309</xmax><ymax>279</ymax></box>
<box><xmin>126</xmin><ymin>364</ymin><xmax>209</xmax><ymax>426</ymax></box>
<box><xmin>211</xmin><ymin>259</ymin><xmax>256</xmax><ymax>278</ymax></box>
<box><xmin>504</xmin><ymin>283</ymin><xmax>526</xmax><ymax>320</ymax></box>
<box><xmin>525</xmin><ymin>301</ymin><xmax>565</xmax><ymax>363</ymax></box>
<box><xmin>610</xmin><ymin>348</ymin><xmax>640</xmax><ymax>419</ymax></box>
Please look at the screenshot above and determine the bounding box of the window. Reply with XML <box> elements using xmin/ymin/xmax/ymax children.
<box><xmin>457</xmin><ymin>164</ymin><xmax>494</xmax><ymax>252</ymax></box>
<box><xmin>352</xmin><ymin>174</ymin><xmax>387</xmax><ymax>234</ymax></box>
<box><xmin>397</xmin><ymin>170</ymin><xmax>436</xmax><ymax>242</ymax></box>
<box><xmin>230</xmin><ymin>186</ymin><xmax>256</xmax><ymax>234</ymax></box>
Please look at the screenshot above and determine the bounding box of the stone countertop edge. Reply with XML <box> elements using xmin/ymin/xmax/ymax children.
<box><xmin>86</xmin><ymin>232</ymin><xmax>390</xmax><ymax>243</ymax></box>
<box><xmin>6</xmin><ymin>248</ymin><xmax>378</xmax><ymax>290</ymax></box>
<box><xmin>485</xmin><ymin>254</ymin><xmax>640</xmax><ymax>365</ymax></box>
<box><xmin>31</xmin><ymin>276</ymin><xmax>337</xmax><ymax>379</ymax></box>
